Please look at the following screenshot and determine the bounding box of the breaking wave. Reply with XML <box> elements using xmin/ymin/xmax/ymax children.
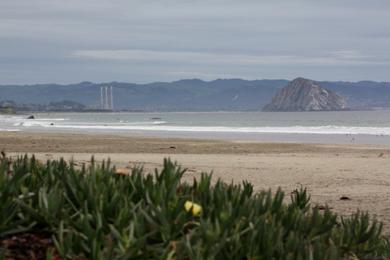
<box><xmin>17</xmin><ymin>121</ymin><xmax>390</xmax><ymax>136</ymax></box>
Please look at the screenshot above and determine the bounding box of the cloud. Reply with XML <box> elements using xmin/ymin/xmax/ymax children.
<box><xmin>71</xmin><ymin>49</ymin><xmax>389</xmax><ymax>67</ymax></box>
<box><xmin>1</xmin><ymin>0</ymin><xmax>390</xmax><ymax>83</ymax></box>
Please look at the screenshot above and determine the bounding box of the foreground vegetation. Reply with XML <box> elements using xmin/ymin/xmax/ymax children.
<box><xmin>0</xmin><ymin>154</ymin><xmax>389</xmax><ymax>259</ymax></box>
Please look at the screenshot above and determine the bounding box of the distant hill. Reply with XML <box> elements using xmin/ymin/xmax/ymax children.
<box><xmin>0</xmin><ymin>78</ymin><xmax>389</xmax><ymax>111</ymax></box>
<box><xmin>317</xmin><ymin>81</ymin><xmax>390</xmax><ymax>110</ymax></box>
<box><xmin>263</xmin><ymin>78</ymin><xmax>348</xmax><ymax>112</ymax></box>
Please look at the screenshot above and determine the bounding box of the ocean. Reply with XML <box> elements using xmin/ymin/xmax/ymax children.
<box><xmin>1</xmin><ymin>111</ymin><xmax>390</xmax><ymax>144</ymax></box>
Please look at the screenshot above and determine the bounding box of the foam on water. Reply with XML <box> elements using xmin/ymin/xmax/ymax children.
<box><xmin>2</xmin><ymin>112</ymin><xmax>390</xmax><ymax>138</ymax></box>
<box><xmin>0</xmin><ymin>128</ymin><xmax>20</xmax><ymax>132</ymax></box>
<box><xmin>18</xmin><ymin>120</ymin><xmax>390</xmax><ymax>135</ymax></box>
<box><xmin>36</xmin><ymin>118</ymin><xmax>68</xmax><ymax>121</ymax></box>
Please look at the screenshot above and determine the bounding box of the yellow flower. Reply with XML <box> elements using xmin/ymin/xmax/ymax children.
<box><xmin>114</xmin><ymin>168</ymin><xmax>129</xmax><ymax>175</ymax></box>
<box><xmin>184</xmin><ymin>201</ymin><xmax>202</xmax><ymax>216</ymax></box>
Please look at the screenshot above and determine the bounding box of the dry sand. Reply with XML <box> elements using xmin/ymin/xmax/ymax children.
<box><xmin>2</xmin><ymin>131</ymin><xmax>390</xmax><ymax>233</ymax></box>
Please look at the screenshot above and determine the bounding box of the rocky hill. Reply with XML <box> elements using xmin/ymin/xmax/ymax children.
<box><xmin>263</xmin><ymin>78</ymin><xmax>348</xmax><ymax>111</ymax></box>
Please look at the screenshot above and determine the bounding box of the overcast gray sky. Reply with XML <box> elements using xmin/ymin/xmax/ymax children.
<box><xmin>1</xmin><ymin>0</ymin><xmax>390</xmax><ymax>84</ymax></box>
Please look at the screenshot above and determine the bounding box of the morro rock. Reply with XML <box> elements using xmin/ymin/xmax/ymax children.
<box><xmin>263</xmin><ymin>77</ymin><xmax>347</xmax><ymax>111</ymax></box>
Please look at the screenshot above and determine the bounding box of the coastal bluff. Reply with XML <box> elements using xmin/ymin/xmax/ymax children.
<box><xmin>263</xmin><ymin>77</ymin><xmax>348</xmax><ymax>112</ymax></box>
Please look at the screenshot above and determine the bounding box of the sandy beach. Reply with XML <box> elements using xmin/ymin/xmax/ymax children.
<box><xmin>2</xmin><ymin>131</ymin><xmax>390</xmax><ymax>233</ymax></box>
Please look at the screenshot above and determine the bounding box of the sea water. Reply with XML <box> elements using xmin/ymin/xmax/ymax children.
<box><xmin>2</xmin><ymin>111</ymin><xmax>390</xmax><ymax>144</ymax></box>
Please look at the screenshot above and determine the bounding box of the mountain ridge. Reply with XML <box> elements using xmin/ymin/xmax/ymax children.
<box><xmin>1</xmin><ymin>78</ymin><xmax>390</xmax><ymax>111</ymax></box>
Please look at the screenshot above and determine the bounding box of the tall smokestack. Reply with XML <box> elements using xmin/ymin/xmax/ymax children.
<box><xmin>105</xmin><ymin>87</ymin><xmax>109</xmax><ymax>110</ymax></box>
<box><xmin>110</xmin><ymin>86</ymin><xmax>114</xmax><ymax>110</ymax></box>
<box><xmin>100</xmin><ymin>87</ymin><xmax>104</xmax><ymax>109</ymax></box>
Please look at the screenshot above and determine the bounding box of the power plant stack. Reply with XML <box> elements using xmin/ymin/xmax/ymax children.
<box><xmin>100</xmin><ymin>86</ymin><xmax>114</xmax><ymax>110</ymax></box>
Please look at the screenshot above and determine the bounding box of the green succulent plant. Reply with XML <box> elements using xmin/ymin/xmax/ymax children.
<box><xmin>0</xmin><ymin>154</ymin><xmax>389</xmax><ymax>259</ymax></box>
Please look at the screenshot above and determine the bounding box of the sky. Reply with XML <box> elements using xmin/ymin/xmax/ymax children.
<box><xmin>1</xmin><ymin>0</ymin><xmax>390</xmax><ymax>84</ymax></box>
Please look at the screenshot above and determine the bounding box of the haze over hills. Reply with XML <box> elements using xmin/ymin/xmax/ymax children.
<box><xmin>0</xmin><ymin>78</ymin><xmax>390</xmax><ymax>111</ymax></box>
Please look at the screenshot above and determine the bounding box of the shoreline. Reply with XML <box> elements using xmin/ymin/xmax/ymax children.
<box><xmin>4</xmin><ymin>110</ymin><xmax>390</xmax><ymax>145</ymax></box>
<box><xmin>2</xmin><ymin>131</ymin><xmax>390</xmax><ymax>233</ymax></box>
